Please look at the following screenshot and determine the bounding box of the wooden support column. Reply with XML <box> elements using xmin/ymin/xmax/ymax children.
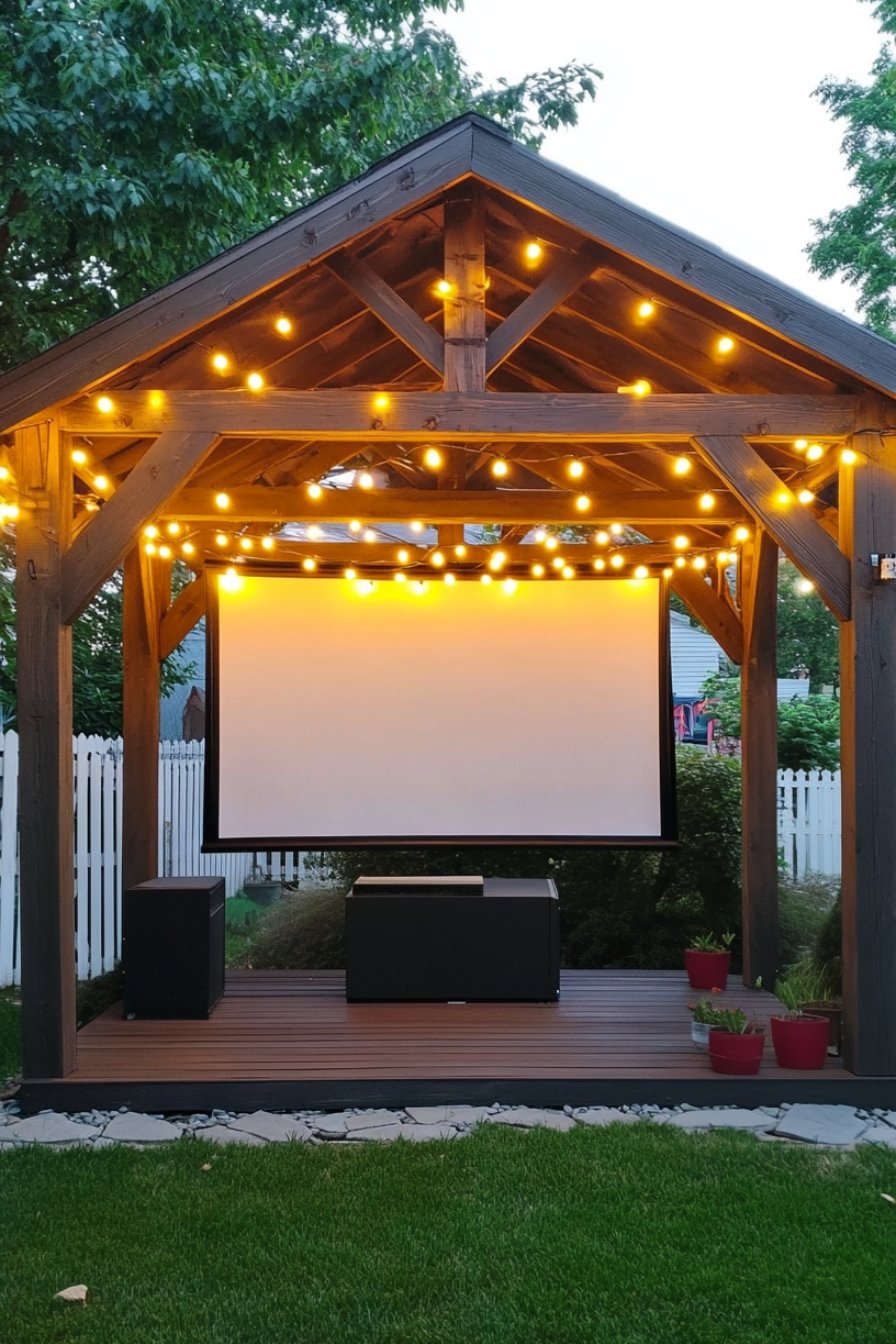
<box><xmin>122</xmin><ymin>548</ymin><xmax>165</xmax><ymax>892</ymax></box>
<box><xmin>15</xmin><ymin>421</ymin><xmax>76</xmax><ymax>1077</ymax></box>
<box><xmin>443</xmin><ymin>184</ymin><xmax>486</xmax><ymax>488</ymax></box>
<box><xmin>739</xmin><ymin>528</ymin><xmax>779</xmax><ymax>987</ymax></box>
<box><xmin>839</xmin><ymin>408</ymin><xmax>896</xmax><ymax>1074</ymax></box>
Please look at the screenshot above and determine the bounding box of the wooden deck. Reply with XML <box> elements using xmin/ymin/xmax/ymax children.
<box><xmin>20</xmin><ymin>970</ymin><xmax>891</xmax><ymax>1113</ymax></box>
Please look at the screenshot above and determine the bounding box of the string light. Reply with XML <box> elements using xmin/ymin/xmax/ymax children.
<box><xmin>274</xmin><ymin>316</ymin><xmax>293</xmax><ymax>336</ymax></box>
<box><xmin>211</xmin><ymin>352</ymin><xmax>230</xmax><ymax>373</ymax></box>
<box><xmin>215</xmin><ymin>492</ymin><xmax>231</xmax><ymax>510</ymax></box>
<box><xmin>674</xmin><ymin>556</ymin><xmax>686</xmax><ymax>569</ymax></box>
<box><xmin>306</xmin><ymin>482</ymin><xmax>323</xmax><ymax>501</ymax></box>
<box><xmin>307</xmin><ymin>524</ymin><xmax>323</xmax><ymax>540</ymax></box>
<box><xmin>411</xmin><ymin>580</ymin><xmax>428</xmax><ymax>595</ymax></box>
<box><xmin>480</xmin><ymin>574</ymin><xmax>493</xmax><ymax>586</ymax></box>
<box><xmin>544</xmin><ymin>535</ymin><xmax>559</xmax><ymax>551</ymax></box>
<box><xmin>215</xmin><ymin>532</ymin><xmax>228</xmax><ymax>547</ymax></box>
<box><xmin>806</xmin><ymin>444</ymin><xmax>825</xmax><ymax>463</ymax></box>
<box><xmin>533</xmin><ymin>529</ymin><xmax>546</xmax><ymax>543</ymax></box>
<box><xmin>397</xmin><ymin>548</ymin><xmax>410</xmax><ymax>564</ymax></box>
<box><xmin>71</xmin><ymin>448</ymin><xmax>88</xmax><ymax>466</ymax></box>
<box><xmin>567</xmin><ymin>460</ymin><xmax>585</xmax><ymax>480</ymax></box>
<box><xmin>673</xmin><ymin>456</ymin><xmax>691</xmax><ymax>476</ymax></box>
<box><xmin>143</xmin><ymin>525</ymin><xmax>159</xmax><ymax>539</ymax></box>
<box><xmin>797</xmin><ymin>489</ymin><xmax>815</xmax><ymax>505</ymax></box>
<box><xmin>444</xmin><ymin>572</ymin><xmax>456</xmax><ymax>586</ymax></box>
<box><xmin>610</xmin><ymin>554</ymin><xmax>624</xmax><ymax>570</ymax></box>
<box><xmin>144</xmin><ymin>541</ymin><xmax>157</xmax><ymax>556</ymax></box>
<box><xmin>430</xmin><ymin>550</ymin><xmax>446</xmax><ymax>567</ymax></box>
<box><xmin>775</xmin><ymin>489</ymin><xmax>791</xmax><ymax>507</ymax></box>
<box><xmin>794</xmin><ymin>438</ymin><xmax>809</xmax><ymax>452</ymax></box>
<box><xmin>524</xmin><ymin>241</ymin><xmax>543</xmax><ymax>262</ymax></box>
<box><xmin>394</xmin><ymin>571</ymin><xmax>407</xmax><ymax>583</ymax></box>
<box><xmin>698</xmin><ymin>492</ymin><xmax>715</xmax><ymax>511</ymax></box>
<box><xmin>372</xmin><ymin>393</ymin><xmax>390</xmax><ymax>413</ymax></box>
<box><xmin>491</xmin><ymin>458</ymin><xmax>509</xmax><ymax>479</ymax></box>
<box><xmin>166</xmin><ymin>521</ymin><xmax>181</xmax><ymax>536</ymax></box>
<box><xmin>636</xmin><ymin>299</ymin><xmax>656</xmax><ymax>320</ymax></box>
<box><xmin>617</xmin><ymin>378</ymin><xmax>652</xmax><ymax>397</ymax></box>
<box><xmin>593</xmin><ymin>558</ymin><xmax>606</xmax><ymax>572</ymax></box>
<box><xmin>551</xmin><ymin>556</ymin><xmax>565</xmax><ymax>570</ymax></box>
<box><xmin>158</xmin><ymin>544</ymin><xmax>172</xmax><ymax>560</ymax></box>
<box><xmin>356</xmin><ymin>580</ymin><xmax>376</xmax><ymax>595</ymax></box>
<box><xmin>261</xmin><ymin>536</ymin><xmax>275</xmax><ymax>551</ymax></box>
<box><xmin>344</xmin><ymin>568</ymin><xmax>357</xmax><ymax>581</ymax></box>
<box><xmin>796</xmin><ymin>577</ymin><xmax>815</xmax><ymax>595</ymax></box>
<box><xmin>531</xmin><ymin>563</ymin><xmax>546</xmax><ymax>577</ymax></box>
<box><xmin>3</xmin><ymin>504</ymin><xmax>19</xmax><ymax>520</ymax></box>
<box><xmin>575</xmin><ymin>494</ymin><xmax>591</xmax><ymax>512</ymax></box>
<box><xmin>673</xmin><ymin>535</ymin><xmax>689</xmax><ymax>550</ymax></box>
<box><xmin>423</xmin><ymin>447</ymin><xmax>443</xmax><ymax>470</ymax></box>
<box><xmin>609</xmin><ymin>523</ymin><xmax>623</xmax><ymax>536</ymax></box>
<box><xmin>363</xmin><ymin>528</ymin><xmax>377</xmax><ymax>543</ymax></box>
<box><xmin>220</xmin><ymin>567</ymin><xmax>243</xmax><ymax>593</ymax></box>
<box><xmin>239</xmin><ymin>537</ymin><xmax>253</xmax><ymax>551</ymax></box>
<box><xmin>182</xmin><ymin>541</ymin><xmax>195</xmax><ymax>557</ymax></box>
<box><xmin>96</xmin><ymin>395</ymin><xmax>114</xmax><ymax>414</ymax></box>
<box><xmin>502</xmin><ymin>578</ymin><xmax>518</xmax><ymax>594</ymax></box>
<box><xmin>358</xmin><ymin>471</ymin><xmax>375</xmax><ymax>490</ymax></box>
<box><xmin>692</xmin><ymin>556</ymin><xmax>707</xmax><ymax>571</ymax></box>
<box><xmin>410</xmin><ymin>520</ymin><xmax>424</xmax><ymax>534</ymax></box>
<box><xmin>561</xmin><ymin>565</ymin><xmax>575</xmax><ymax>579</ymax></box>
<box><xmin>717</xmin><ymin>550</ymin><xmax>731</xmax><ymax>564</ymax></box>
<box><xmin>349</xmin><ymin>519</ymin><xmax>362</xmax><ymax>534</ymax></box>
<box><xmin>488</xmin><ymin>550</ymin><xmax>507</xmax><ymax>571</ymax></box>
<box><xmin>246</xmin><ymin>371</ymin><xmax>265</xmax><ymax>392</ymax></box>
<box><xmin>454</xmin><ymin>543</ymin><xmax>467</xmax><ymax>558</ymax></box>
<box><xmin>662</xmin><ymin>566</ymin><xmax>674</xmax><ymax>578</ymax></box>
<box><xmin>634</xmin><ymin>565</ymin><xmax>649</xmax><ymax>579</ymax></box>
<box><xmin>734</xmin><ymin>525</ymin><xmax>750</xmax><ymax>542</ymax></box>
<box><xmin>594</xmin><ymin>530</ymin><xmax>610</xmax><ymax>546</ymax></box>
<box><xmin>302</xmin><ymin>557</ymin><xmax>317</xmax><ymax>572</ymax></box>
<box><xmin>435</xmin><ymin>278</ymin><xmax>453</xmax><ymax>297</ymax></box>
<box><xmin>716</xmin><ymin>336</ymin><xmax>735</xmax><ymax>355</ymax></box>
<box><xmin>841</xmin><ymin>447</ymin><xmax>858</xmax><ymax>465</ymax></box>
<box><xmin>93</xmin><ymin>475</ymin><xmax>109</xmax><ymax>491</ymax></box>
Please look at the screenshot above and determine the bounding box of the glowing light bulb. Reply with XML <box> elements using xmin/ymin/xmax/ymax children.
<box><xmin>717</xmin><ymin>550</ymin><xmax>731</xmax><ymax>564</ymax></box>
<box><xmin>215</xmin><ymin>492</ymin><xmax>231</xmax><ymax>510</ymax></box>
<box><xmin>673</xmin><ymin>456</ymin><xmax>691</xmax><ymax>476</ymax></box>
<box><xmin>274</xmin><ymin>315</ymin><xmax>293</xmax><ymax>336</ymax></box>
<box><xmin>394</xmin><ymin>571</ymin><xmax>407</xmax><ymax>583</ymax></box>
<box><xmin>776</xmin><ymin>489</ymin><xmax>791</xmax><ymax>507</ymax></box>
<box><xmin>306</xmin><ymin>524</ymin><xmax>323</xmax><ymax>541</ymax></box>
<box><xmin>344</xmin><ymin>568</ymin><xmax>357</xmax><ymax>581</ymax></box>
<box><xmin>211</xmin><ymin>352</ymin><xmax>230</xmax><ymax>373</ymax></box>
<box><xmin>796</xmin><ymin>577</ymin><xmax>815</xmax><ymax>595</ymax></box>
<box><xmin>306</xmin><ymin>482</ymin><xmax>323</xmax><ymax>500</ymax></box>
<box><xmin>795</xmin><ymin>438</ymin><xmax>809</xmax><ymax>452</ymax></box>
<box><xmin>239</xmin><ymin>537</ymin><xmax>253</xmax><ymax>551</ymax></box>
<box><xmin>617</xmin><ymin>378</ymin><xmax>652</xmax><ymax>397</ymax></box>
<box><xmin>551</xmin><ymin>557</ymin><xmax>565</xmax><ymax>570</ymax></box>
<box><xmin>358</xmin><ymin>471</ymin><xmax>374</xmax><ymax>490</ymax></box>
<box><xmin>397</xmin><ymin>549</ymin><xmax>410</xmax><ymax>564</ymax></box>
<box><xmin>636</xmin><ymin>299</ymin><xmax>656</xmax><ymax>320</ymax></box>
<box><xmin>797</xmin><ymin>489</ymin><xmax>815</xmax><ymax>505</ymax></box>
<box><xmin>430</xmin><ymin>550</ymin><xmax>445</xmax><ymax>568</ymax></box>
<box><xmin>480</xmin><ymin>573</ymin><xmax>493</xmax><ymax>586</ymax></box>
<box><xmin>609</xmin><ymin>523</ymin><xmax>623</xmax><ymax>536</ymax></box>
<box><xmin>144</xmin><ymin>542</ymin><xmax>157</xmax><ymax>556</ymax></box>
<box><xmin>147</xmin><ymin>390</ymin><xmax>165</xmax><ymax>411</ymax></box>
<box><xmin>355</xmin><ymin>580</ymin><xmax>376</xmax><ymax>595</ymax></box>
<box><xmin>454</xmin><ymin>544</ymin><xmax>467</xmax><ymax>558</ymax></box>
<box><xmin>143</xmin><ymin>525</ymin><xmax>159</xmax><ymax>539</ymax></box>
<box><xmin>674</xmin><ymin>556</ymin><xmax>686</xmax><ymax>569</ymax></box>
<box><xmin>634</xmin><ymin>565</ymin><xmax>649</xmax><ymax>579</ymax></box>
<box><xmin>593</xmin><ymin>558</ymin><xmax>606</xmax><ymax>572</ymax></box>
<box><xmin>610</xmin><ymin>554</ymin><xmax>624</xmax><ymax>570</ymax></box>
<box><xmin>698</xmin><ymin>492</ymin><xmax>715</xmax><ymax>511</ymax></box>
<box><xmin>533</xmin><ymin>529</ymin><xmax>546</xmax><ymax>543</ymax></box>
<box><xmin>662</xmin><ymin>567</ymin><xmax>674</xmax><ymax>578</ymax></box>
<box><xmin>349</xmin><ymin>519</ymin><xmax>362</xmax><ymax>534</ymax></box>
<box><xmin>502</xmin><ymin>577</ymin><xmax>518</xmax><ymax>594</ymax></box>
<box><xmin>673</xmin><ymin>535</ymin><xmax>689</xmax><ymax>550</ymax></box>
<box><xmin>575</xmin><ymin>494</ymin><xmax>591</xmax><ymax>512</ymax></box>
<box><xmin>302</xmin><ymin>557</ymin><xmax>317</xmax><ymax>572</ymax></box>
<box><xmin>71</xmin><ymin>448</ymin><xmax>88</xmax><ymax>466</ymax></box>
<box><xmin>692</xmin><ymin>555</ymin><xmax>707</xmax><ymax>571</ymax></box>
<box><xmin>531</xmin><ymin>563</ymin><xmax>546</xmax><ymax>577</ymax></box>
<box><xmin>372</xmin><ymin>393</ymin><xmax>389</xmax><ymax>413</ymax></box>
<box><xmin>3</xmin><ymin>503</ymin><xmax>19</xmax><ymax>520</ymax></box>
<box><xmin>423</xmin><ymin>447</ymin><xmax>443</xmax><ymax>470</ymax></box>
<box><xmin>806</xmin><ymin>444</ymin><xmax>825</xmax><ymax>463</ymax></box>
<box><xmin>567</xmin><ymin>460</ymin><xmax>585</xmax><ymax>480</ymax></box>
<box><xmin>410</xmin><ymin>520</ymin><xmax>424</xmax><ymax>534</ymax></box>
<box><xmin>544</xmin><ymin>535</ymin><xmax>559</xmax><ymax>551</ymax></box>
<box><xmin>734</xmin><ymin>525</ymin><xmax>750</xmax><ymax>542</ymax></box>
<box><xmin>93</xmin><ymin>475</ymin><xmax>109</xmax><ymax>491</ymax></box>
<box><xmin>96</xmin><ymin>395</ymin><xmax>114</xmax><ymax>414</ymax></box>
<box><xmin>444</xmin><ymin>572</ymin><xmax>456</xmax><ymax>586</ymax></box>
<box><xmin>435</xmin><ymin>278</ymin><xmax>453</xmax><ymax>296</ymax></box>
<box><xmin>261</xmin><ymin>536</ymin><xmax>275</xmax><ymax>551</ymax></box>
<box><xmin>166</xmin><ymin>521</ymin><xmax>181</xmax><ymax>537</ymax></box>
<box><xmin>488</xmin><ymin>550</ymin><xmax>507</xmax><ymax>571</ymax></box>
<box><xmin>215</xmin><ymin>532</ymin><xmax>228</xmax><ymax>547</ymax></box>
<box><xmin>411</xmin><ymin>580</ymin><xmax>428</xmax><ymax>595</ymax></box>
<box><xmin>158</xmin><ymin>544</ymin><xmax>172</xmax><ymax>560</ymax></box>
<box><xmin>246</xmin><ymin>371</ymin><xmax>264</xmax><ymax>391</ymax></box>
<box><xmin>841</xmin><ymin>447</ymin><xmax>858</xmax><ymax>465</ymax></box>
<box><xmin>716</xmin><ymin>335</ymin><xmax>735</xmax><ymax>354</ymax></box>
<box><xmin>594</xmin><ymin>530</ymin><xmax>610</xmax><ymax>546</ymax></box>
<box><xmin>182</xmin><ymin>541</ymin><xmax>195</xmax><ymax>557</ymax></box>
<box><xmin>491</xmin><ymin>458</ymin><xmax>509</xmax><ymax>479</ymax></box>
<box><xmin>524</xmin><ymin>241</ymin><xmax>543</xmax><ymax>262</ymax></box>
<box><xmin>363</xmin><ymin>529</ymin><xmax>377</xmax><ymax>543</ymax></box>
<box><xmin>561</xmin><ymin>565</ymin><xmax>575</xmax><ymax>579</ymax></box>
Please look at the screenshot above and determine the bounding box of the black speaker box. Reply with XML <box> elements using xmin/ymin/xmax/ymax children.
<box><xmin>122</xmin><ymin>877</ymin><xmax>225</xmax><ymax>1019</ymax></box>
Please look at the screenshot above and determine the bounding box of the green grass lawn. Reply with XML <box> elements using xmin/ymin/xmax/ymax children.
<box><xmin>0</xmin><ymin>988</ymin><xmax>21</xmax><ymax>1082</ymax></box>
<box><xmin>3</xmin><ymin>1124</ymin><xmax>896</xmax><ymax>1344</ymax></box>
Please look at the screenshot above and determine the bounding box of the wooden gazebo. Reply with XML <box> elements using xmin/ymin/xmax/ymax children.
<box><xmin>2</xmin><ymin>115</ymin><xmax>895</xmax><ymax>1105</ymax></box>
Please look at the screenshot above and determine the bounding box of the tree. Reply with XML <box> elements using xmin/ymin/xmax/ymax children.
<box><xmin>807</xmin><ymin>0</ymin><xmax>896</xmax><ymax>337</ymax></box>
<box><xmin>776</xmin><ymin>559</ymin><xmax>839</xmax><ymax>692</ymax></box>
<box><xmin>0</xmin><ymin>0</ymin><xmax>599</xmax><ymax>370</ymax></box>
<box><xmin>701</xmin><ymin>671</ymin><xmax>840</xmax><ymax>772</ymax></box>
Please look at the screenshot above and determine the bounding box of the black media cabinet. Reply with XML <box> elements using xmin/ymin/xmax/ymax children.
<box><xmin>345</xmin><ymin>875</ymin><xmax>559</xmax><ymax>1002</ymax></box>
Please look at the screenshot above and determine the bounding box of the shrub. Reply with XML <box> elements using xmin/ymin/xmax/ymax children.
<box><xmin>778</xmin><ymin>873</ymin><xmax>839</xmax><ymax>967</ymax></box>
<box><xmin>236</xmin><ymin>888</ymin><xmax>345</xmax><ymax>969</ymax></box>
<box><xmin>76</xmin><ymin>964</ymin><xmax>123</xmax><ymax>1028</ymax></box>
<box><xmin>814</xmin><ymin>894</ymin><xmax>842</xmax><ymax>994</ymax></box>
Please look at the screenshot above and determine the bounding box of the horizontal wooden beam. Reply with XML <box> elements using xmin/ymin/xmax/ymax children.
<box><xmin>693</xmin><ymin>434</ymin><xmax>851</xmax><ymax>621</ymax></box>
<box><xmin>326</xmin><ymin>253</ymin><xmax>444</xmax><ymax>375</ymax></box>
<box><xmin>671</xmin><ymin>565</ymin><xmax>743</xmax><ymax>664</ymax></box>
<box><xmin>61</xmin><ymin>392</ymin><xmax>857</xmax><ymax>442</ymax></box>
<box><xmin>193</xmin><ymin>538</ymin><xmax>679</xmax><ymax>568</ymax></box>
<box><xmin>159</xmin><ymin>574</ymin><xmax>206</xmax><ymax>661</ymax></box>
<box><xmin>166</xmin><ymin>485</ymin><xmax>744</xmax><ymax>526</ymax></box>
<box><xmin>60</xmin><ymin>431</ymin><xmax>217</xmax><ymax>625</ymax></box>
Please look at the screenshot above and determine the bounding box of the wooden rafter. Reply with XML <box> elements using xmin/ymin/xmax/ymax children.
<box><xmin>326</xmin><ymin>253</ymin><xmax>445</xmax><ymax>376</ymax></box>
<box><xmin>671</xmin><ymin>565</ymin><xmax>743</xmax><ymax>665</ymax></box>
<box><xmin>60</xmin><ymin>430</ymin><xmax>218</xmax><ymax>625</ymax></box>
<box><xmin>61</xmin><ymin>391</ymin><xmax>857</xmax><ymax>440</ymax></box>
<box><xmin>159</xmin><ymin>574</ymin><xmax>205</xmax><ymax>661</ymax></box>
<box><xmin>486</xmin><ymin>246</ymin><xmax>602</xmax><ymax>374</ymax></box>
<box><xmin>693</xmin><ymin>434</ymin><xmax>851</xmax><ymax>620</ymax></box>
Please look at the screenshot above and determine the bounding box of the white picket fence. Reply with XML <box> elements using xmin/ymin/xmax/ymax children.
<box><xmin>0</xmin><ymin>734</ymin><xmax>841</xmax><ymax>987</ymax></box>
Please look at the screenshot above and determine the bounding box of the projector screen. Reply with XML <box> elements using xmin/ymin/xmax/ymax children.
<box><xmin>203</xmin><ymin>570</ymin><xmax>675</xmax><ymax>848</ymax></box>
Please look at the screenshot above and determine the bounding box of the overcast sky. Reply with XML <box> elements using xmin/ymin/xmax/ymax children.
<box><xmin>441</xmin><ymin>0</ymin><xmax>882</xmax><ymax>318</ymax></box>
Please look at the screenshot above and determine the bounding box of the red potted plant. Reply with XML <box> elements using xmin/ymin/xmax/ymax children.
<box><xmin>708</xmin><ymin>1006</ymin><xmax>765</xmax><ymax>1075</ymax></box>
<box><xmin>685</xmin><ymin>931</ymin><xmax>735</xmax><ymax>991</ymax></box>
<box><xmin>770</xmin><ymin>975</ymin><xmax>830</xmax><ymax>1070</ymax></box>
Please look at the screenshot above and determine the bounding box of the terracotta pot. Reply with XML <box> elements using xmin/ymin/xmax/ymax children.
<box><xmin>685</xmin><ymin>948</ymin><xmax>731</xmax><ymax>991</ymax></box>
<box><xmin>800</xmin><ymin>1002</ymin><xmax>842</xmax><ymax>1055</ymax></box>
<box><xmin>708</xmin><ymin>1028</ymin><xmax>765</xmax><ymax>1075</ymax></box>
<box><xmin>771</xmin><ymin>1014</ymin><xmax>830</xmax><ymax>1070</ymax></box>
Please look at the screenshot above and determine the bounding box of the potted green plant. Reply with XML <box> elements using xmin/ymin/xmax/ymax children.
<box><xmin>689</xmin><ymin>992</ymin><xmax>725</xmax><ymax>1050</ymax></box>
<box><xmin>685</xmin><ymin>931</ymin><xmax>735</xmax><ymax>991</ymax></box>
<box><xmin>797</xmin><ymin>960</ymin><xmax>842</xmax><ymax>1056</ymax></box>
<box><xmin>770</xmin><ymin>974</ymin><xmax>830</xmax><ymax>1070</ymax></box>
<box><xmin>707</xmin><ymin>1006</ymin><xmax>766</xmax><ymax>1075</ymax></box>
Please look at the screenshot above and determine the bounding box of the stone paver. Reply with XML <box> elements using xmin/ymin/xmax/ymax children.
<box><xmin>773</xmin><ymin>1104</ymin><xmax>869</xmax><ymax>1146</ymax></box>
<box><xmin>860</xmin><ymin>1126</ymin><xmax>896</xmax><ymax>1148</ymax></box>
<box><xmin>227</xmin><ymin>1112</ymin><xmax>313</xmax><ymax>1143</ymax></box>
<box><xmin>195</xmin><ymin>1124</ymin><xmax>265</xmax><ymax>1147</ymax></box>
<box><xmin>344</xmin><ymin>1123</ymin><xmax>404</xmax><ymax>1142</ymax></box>
<box><xmin>344</xmin><ymin>1110</ymin><xmax>403</xmax><ymax>1133</ymax></box>
<box><xmin>394</xmin><ymin>1123</ymin><xmax>457</xmax><ymax>1142</ymax></box>
<box><xmin>101</xmin><ymin>1113</ymin><xmax>183</xmax><ymax>1144</ymax></box>
<box><xmin>574</xmin><ymin>1108</ymin><xmax>641</xmax><ymax>1127</ymax></box>
<box><xmin>485</xmin><ymin>1108</ymin><xmax>576</xmax><ymax>1132</ymax></box>
<box><xmin>5</xmin><ymin>1113</ymin><xmax>100</xmax><ymax>1145</ymax></box>
<box><xmin>404</xmin><ymin>1105</ymin><xmax>490</xmax><ymax>1126</ymax></box>
<box><xmin>665</xmin><ymin>1108</ymin><xmax>774</xmax><ymax>1132</ymax></box>
<box><xmin>312</xmin><ymin>1111</ymin><xmax>354</xmax><ymax>1136</ymax></box>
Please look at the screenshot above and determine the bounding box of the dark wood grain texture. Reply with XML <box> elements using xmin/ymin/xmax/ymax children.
<box><xmin>670</xmin><ymin>566</ymin><xmax>743</xmax><ymax>664</ymax></box>
<box><xmin>122</xmin><ymin>548</ymin><xmax>162</xmax><ymax>892</ymax></box>
<box><xmin>326</xmin><ymin>253</ymin><xmax>445</xmax><ymax>375</ymax></box>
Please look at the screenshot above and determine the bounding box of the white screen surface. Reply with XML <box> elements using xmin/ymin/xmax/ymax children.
<box><xmin>208</xmin><ymin>573</ymin><xmax>671</xmax><ymax>845</ymax></box>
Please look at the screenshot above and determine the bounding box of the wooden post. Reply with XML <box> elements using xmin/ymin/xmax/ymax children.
<box><xmin>839</xmin><ymin>410</ymin><xmax>896</xmax><ymax>1074</ymax></box>
<box><xmin>122</xmin><ymin>547</ymin><xmax>165</xmax><ymax>892</ymax></box>
<box><xmin>443</xmin><ymin>184</ymin><xmax>486</xmax><ymax>487</ymax></box>
<box><xmin>739</xmin><ymin>528</ymin><xmax>779</xmax><ymax>987</ymax></box>
<box><xmin>15</xmin><ymin>421</ymin><xmax>76</xmax><ymax>1077</ymax></box>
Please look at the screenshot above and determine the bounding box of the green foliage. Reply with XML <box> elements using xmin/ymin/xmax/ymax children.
<box><xmin>235</xmin><ymin>887</ymin><xmax>346</xmax><ymax>969</ymax></box>
<box><xmin>0</xmin><ymin>545</ymin><xmax>192</xmax><ymax>735</ymax></box>
<box><xmin>0</xmin><ymin>989</ymin><xmax>20</xmax><ymax>1081</ymax></box>
<box><xmin>778</xmin><ymin>873</ymin><xmax>840</xmax><ymax>968</ymax></box>
<box><xmin>814</xmin><ymin>895</ymin><xmax>843</xmax><ymax>995</ymax></box>
<box><xmin>308</xmin><ymin>748</ymin><xmax>744</xmax><ymax>969</ymax></box>
<box><xmin>702</xmin><ymin>670</ymin><xmax>840</xmax><ymax>771</ymax></box>
<box><xmin>0</xmin><ymin>0</ymin><xmax>599</xmax><ymax>371</ymax></box>
<box><xmin>808</xmin><ymin>0</ymin><xmax>896</xmax><ymax>337</ymax></box>
<box><xmin>776</xmin><ymin>560</ymin><xmax>839</xmax><ymax>692</ymax></box>
<box><xmin>75</xmin><ymin>964</ymin><xmax>124</xmax><ymax>1028</ymax></box>
<box><xmin>687</xmin><ymin>930</ymin><xmax>734</xmax><ymax>951</ymax></box>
